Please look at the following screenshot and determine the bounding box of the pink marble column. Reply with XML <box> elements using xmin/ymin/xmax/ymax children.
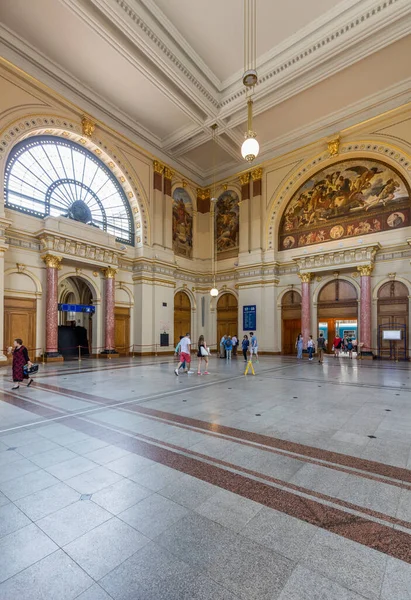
<box><xmin>102</xmin><ymin>267</ymin><xmax>116</xmax><ymax>353</ymax></box>
<box><xmin>42</xmin><ymin>254</ymin><xmax>62</xmax><ymax>357</ymax></box>
<box><xmin>358</xmin><ymin>265</ymin><xmax>373</xmax><ymax>354</ymax></box>
<box><xmin>300</xmin><ymin>273</ymin><xmax>312</xmax><ymax>349</ymax></box>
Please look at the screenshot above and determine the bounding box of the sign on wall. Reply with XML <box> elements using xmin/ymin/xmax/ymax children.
<box><xmin>243</xmin><ymin>305</ymin><xmax>257</xmax><ymax>331</ymax></box>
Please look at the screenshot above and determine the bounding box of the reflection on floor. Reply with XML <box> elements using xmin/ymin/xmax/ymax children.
<box><xmin>0</xmin><ymin>355</ymin><xmax>410</xmax><ymax>599</ymax></box>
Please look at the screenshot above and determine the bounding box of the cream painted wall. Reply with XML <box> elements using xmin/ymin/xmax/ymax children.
<box><xmin>0</xmin><ymin>60</ymin><xmax>411</xmax><ymax>358</ymax></box>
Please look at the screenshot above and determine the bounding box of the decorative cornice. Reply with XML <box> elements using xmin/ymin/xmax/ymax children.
<box><xmin>41</xmin><ymin>254</ymin><xmax>62</xmax><ymax>269</ymax></box>
<box><xmin>295</xmin><ymin>244</ymin><xmax>380</xmax><ymax>273</ymax></box>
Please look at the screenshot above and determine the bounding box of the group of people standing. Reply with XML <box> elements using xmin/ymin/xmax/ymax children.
<box><xmin>332</xmin><ymin>334</ymin><xmax>356</xmax><ymax>359</ymax></box>
<box><xmin>220</xmin><ymin>333</ymin><xmax>258</xmax><ymax>362</ymax></box>
<box><xmin>295</xmin><ymin>331</ymin><xmax>356</xmax><ymax>363</ymax></box>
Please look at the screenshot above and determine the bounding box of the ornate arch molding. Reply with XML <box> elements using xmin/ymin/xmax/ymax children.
<box><xmin>115</xmin><ymin>281</ymin><xmax>134</xmax><ymax>306</ymax></box>
<box><xmin>174</xmin><ymin>287</ymin><xmax>197</xmax><ymax>311</ymax></box>
<box><xmin>372</xmin><ymin>276</ymin><xmax>411</xmax><ymax>300</ymax></box>
<box><xmin>4</xmin><ymin>267</ymin><xmax>43</xmax><ymax>296</ymax></box>
<box><xmin>276</xmin><ymin>286</ymin><xmax>302</xmax><ymax>309</ymax></box>
<box><xmin>58</xmin><ymin>271</ymin><xmax>101</xmax><ymax>302</ymax></box>
<box><xmin>312</xmin><ymin>275</ymin><xmax>360</xmax><ymax>306</ymax></box>
<box><xmin>211</xmin><ymin>289</ymin><xmax>239</xmax><ymax>311</ymax></box>
<box><xmin>171</xmin><ymin>183</ymin><xmax>197</xmax><ymax>212</ymax></box>
<box><xmin>0</xmin><ymin>115</ymin><xmax>150</xmax><ymax>246</ymax></box>
<box><xmin>266</xmin><ymin>140</ymin><xmax>411</xmax><ymax>251</ymax></box>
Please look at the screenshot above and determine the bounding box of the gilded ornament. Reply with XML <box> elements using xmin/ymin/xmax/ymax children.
<box><xmin>182</xmin><ymin>180</ymin><xmax>187</xmax><ymax>188</ymax></box>
<box><xmin>251</xmin><ymin>167</ymin><xmax>263</xmax><ymax>181</ymax></box>
<box><xmin>222</xmin><ymin>183</ymin><xmax>228</xmax><ymax>191</ymax></box>
<box><xmin>128</xmin><ymin>192</ymin><xmax>133</xmax><ymax>199</ymax></box>
<box><xmin>197</xmin><ymin>187</ymin><xmax>211</xmax><ymax>200</ymax></box>
<box><xmin>42</xmin><ymin>254</ymin><xmax>62</xmax><ymax>269</ymax></box>
<box><xmin>164</xmin><ymin>167</ymin><xmax>174</xmax><ymax>180</ymax></box>
<box><xmin>102</xmin><ymin>267</ymin><xmax>117</xmax><ymax>279</ymax></box>
<box><xmin>81</xmin><ymin>116</ymin><xmax>95</xmax><ymax>137</ymax></box>
<box><xmin>298</xmin><ymin>272</ymin><xmax>312</xmax><ymax>283</ymax></box>
<box><xmin>120</xmin><ymin>176</ymin><xmax>126</xmax><ymax>183</ymax></box>
<box><xmin>108</xmin><ymin>162</ymin><xmax>114</xmax><ymax>168</ymax></box>
<box><xmin>92</xmin><ymin>271</ymin><xmax>98</xmax><ymax>277</ymax></box>
<box><xmin>357</xmin><ymin>265</ymin><xmax>373</xmax><ymax>277</ymax></box>
<box><xmin>327</xmin><ymin>137</ymin><xmax>340</xmax><ymax>156</ymax></box>
<box><xmin>239</xmin><ymin>172</ymin><xmax>250</xmax><ymax>185</ymax></box>
<box><xmin>388</xmin><ymin>272</ymin><xmax>396</xmax><ymax>279</ymax></box>
<box><xmin>153</xmin><ymin>160</ymin><xmax>164</xmax><ymax>174</ymax></box>
<box><xmin>16</xmin><ymin>263</ymin><xmax>26</xmax><ymax>273</ymax></box>
<box><xmin>94</xmin><ymin>149</ymin><xmax>102</xmax><ymax>156</ymax></box>
<box><xmin>79</xmin><ymin>138</ymin><xmax>87</xmax><ymax>145</ymax></box>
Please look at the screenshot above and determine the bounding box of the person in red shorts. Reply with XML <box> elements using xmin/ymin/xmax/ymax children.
<box><xmin>174</xmin><ymin>332</ymin><xmax>193</xmax><ymax>376</ymax></box>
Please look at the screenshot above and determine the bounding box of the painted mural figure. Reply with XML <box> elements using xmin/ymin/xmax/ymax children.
<box><xmin>279</xmin><ymin>159</ymin><xmax>409</xmax><ymax>249</ymax></box>
<box><xmin>216</xmin><ymin>190</ymin><xmax>239</xmax><ymax>254</ymax></box>
<box><xmin>172</xmin><ymin>187</ymin><xmax>193</xmax><ymax>258</ymax></box>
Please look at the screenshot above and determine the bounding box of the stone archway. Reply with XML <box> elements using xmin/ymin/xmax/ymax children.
<box><xmin>58</xmin><ymin>275</ymin><xmax>96</xmax><ymax>357</ymax></box>
<box><xmin>174</xmin><ymin>291</ymin><xmax>192</xmax><ymax>348</ymax></box>
<box><xmin>317</xmin><ymin>279</ymin><xmax>358</xmax><ymax>351</ymax></box>
<box><xmin>216</xmin><ymin>293</ymin><xmax>238</xmax><ymax>350</ymax></box>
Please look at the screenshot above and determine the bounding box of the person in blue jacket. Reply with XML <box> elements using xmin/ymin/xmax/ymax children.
<box><xmin>224</xmin><ymin>335</ymin><xmax>233</xmax><ymax>360</ymax></box>
<box><xmin>242</xmin><ymin>335</ymin><xmax>249</xmax><ymax>361</ymax></box>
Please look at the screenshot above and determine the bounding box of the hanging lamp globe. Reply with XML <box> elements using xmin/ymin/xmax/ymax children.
<box><xmin>210</xmin><ymin>287</ymin><xmax>219</xmax><ymax>297</ymax></box>
<box><xmin>241</xmin><ymin>132</ymin><xmax>259</xmax><ymax>162</ymax></box>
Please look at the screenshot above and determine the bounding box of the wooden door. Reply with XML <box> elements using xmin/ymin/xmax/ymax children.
<box><xmin>217</xmin><ymin>294</ymin><xmax>238</xmax><ymax>348</ymax></box>
<box><xmin>4</xmin><ymin>297</ymin><xmax>36</xmax><ymax>357</ymax></box>
<box><xmin>282</xmin><ymin>319</ymin><xmax>301</xmax><ymax>355</ymax></box>
<box><xmin>174</xmin><ymin>292</ymin><xmax>191</xmax><ymax>347</ymax></box>
<box><xmin>114</xmin><ymin>307</ymin><xmax>130</xmax><ymax>355</ymax></box>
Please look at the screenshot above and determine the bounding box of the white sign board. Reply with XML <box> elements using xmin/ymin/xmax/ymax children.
<box><xmin>383</xmin><ymin>330</ymin><xmax>402</xmax><ymax>341</ymax></box>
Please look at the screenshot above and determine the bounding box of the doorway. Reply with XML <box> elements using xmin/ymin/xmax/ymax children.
<box><xmin>4</xmin><ymin>297</ymin><xmax>36</xmax><ymax>357</ymax></box>
<box><xmin>217</xmin><ymin>293</ymin><xmax>238</xmax><ymax>349</ymax></box>
<box><xmin>281</xmin><ymin>290</ymin><xmax>301</xmax><ymax>355</ymax></box>
<box><xmin>377</xmin><ymin>281</ymin><xmax>409</xmax><ymax>360</ymax></box>
<box><xmin>58</xmin><ymin>277</ymin><xmax>94</xmax><ymax>358</ymax></box>
<box><xmin>317</xmin><ymin>280</ymin><xmax>358</xmax><ymax>352</ymax></box>
<box><xmin>174</xmin><ymin>291</ymin><xmax>191</xmax><ymax>347</ymax></box>
<box><xmin>115</xmin><ymin>307</ymin><xmax>130</xmax><ymax>355</ymax></box>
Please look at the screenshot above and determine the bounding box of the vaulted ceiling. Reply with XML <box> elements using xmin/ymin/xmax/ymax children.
<box><xmin>1</xmin><ymin>0</ymin><xmax>411</xmax><ymax>184</ymax></box>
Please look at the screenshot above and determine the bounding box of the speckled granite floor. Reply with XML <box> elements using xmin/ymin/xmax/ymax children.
<box><xmin>0</xmin><ymin>355</ymin><xmax>410</xmax><ymax>599</ymax></box>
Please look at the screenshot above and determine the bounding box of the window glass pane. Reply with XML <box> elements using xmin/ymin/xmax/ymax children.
<box><xmin>5</xmin><ymin>137</ymin><xmax>134</xmax><ymax>245</ymax></box>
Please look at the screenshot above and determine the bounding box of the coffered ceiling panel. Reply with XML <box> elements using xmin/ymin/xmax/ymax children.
<box><xmin>154</xmin><ymin>0</ymin><xmax>346</xmax><ymax>82</ymax></box>
<box><xmin>180</xmin><ymin>139</ymin><xmax>236</xmax><ymax>173</ymax></box>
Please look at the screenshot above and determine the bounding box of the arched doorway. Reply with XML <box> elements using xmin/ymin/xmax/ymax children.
<box><xmin>217</xmin><ymin>294</ymin><xmax>238</xmax><ymax>349</ymax></box>
<box><xmin>174</xmin><ymin>291</ymin><xmax>191</xmax><ymax>347</ymax></box>
<box><xmin>317</xmin><ymin>279</ymin><xmax>358</xmax><ymax>350</ymax></box>
<box><xmin>281</xmin><ymin>290</ymin><xmax>301</xmax><ymax>354</ymax></box>
<box><xmin>377</xmin><ymin>281</ymin><xmax>409</xmax><ymax>360</ymax></box>
<box><xmin>58</xmin><ymin>277</ymin><xmax>94</xmax><ymax>358</ymax></box>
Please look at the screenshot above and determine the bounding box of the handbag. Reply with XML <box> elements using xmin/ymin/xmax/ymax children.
<box><xmin>200</xmin><ymin>346</ymin><xmax>208</xmax><ymax>357</ymax></box>
<box><xmin>23</xmin><ymin>363</ymin><xmax>39</xmax><ymax>376</ymax></box>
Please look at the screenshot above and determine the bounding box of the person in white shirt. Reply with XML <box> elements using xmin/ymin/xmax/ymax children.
<box><xmin>249</xmin><ymin>332</ymin><xmax>258</xmax><ymax>362</ymax></box>
<box><xmin>232</xmin><ymin>335</ymin><xmax>238</xmax><ymax>356</ymax></box>
<box><xmin>175</xmin><ymin>333</ymin><xmax>194</xmax><ymax>376</ymax></box>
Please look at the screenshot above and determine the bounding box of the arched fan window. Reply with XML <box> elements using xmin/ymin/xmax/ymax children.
<box><xmin>4</xmin><ymin>136</ymin><xmax>134</xmax><ymax>245</ymax></box>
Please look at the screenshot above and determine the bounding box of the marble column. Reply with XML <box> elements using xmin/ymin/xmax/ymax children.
<box><xmin>358</xmin><ymin>264</ymin><xmax>373</xmax><ymax>355</ymax></box>
<box><xmin>299</xmin><ymin>272</ymin><xmax>312</xmax><ymax>349</ymax></box>
<box><xmin>102</xmin><ymin>267</ymin><xmax>117</xmax><ymax>354</ymax></box>
<box><xmin>42</xmin><ymin>254</ymin><xmax>63</xmax><ymax>359</ymax></box>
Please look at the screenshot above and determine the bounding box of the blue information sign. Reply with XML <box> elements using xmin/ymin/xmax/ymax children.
<box><xmin>58</xmin><ymin>304</ymin><xmax>96</xmax><ymax>314</ymax></box>
<box><xmin>243</xmin><ymin>305</ymin><xmax>256</xmax><ymax>331</ymax></box>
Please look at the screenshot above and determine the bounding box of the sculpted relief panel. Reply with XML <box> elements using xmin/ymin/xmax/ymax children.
<box><xmin>279</xmin><ymin>159</ymin><xmax>410</xmax><ymax>250</ymax></box>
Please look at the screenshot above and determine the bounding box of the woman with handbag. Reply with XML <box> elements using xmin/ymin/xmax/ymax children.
<box><xmin>197</xmin><ymin>335</ymin><xmax>210</xmax><ymax>375</ymax></box>
<box><xmin>8</xmin><ymin>338</ymin><xmax>34</xmax><ymax>390</ymax></box>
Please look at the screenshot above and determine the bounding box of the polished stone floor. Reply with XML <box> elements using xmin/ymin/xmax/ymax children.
<box><xmin>0</xmin><ymin>354</ymin><xmax>411</xmax><ymax>599</ymax></box>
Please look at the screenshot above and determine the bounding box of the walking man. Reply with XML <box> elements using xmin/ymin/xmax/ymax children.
<box><xmin>175</xmin><ymin>332</ymin><xmax>193</xmax><ymax>375</ymax></box>
<box><xmin>317</xmin><ymin>332</ymin><xmax>327</xmax><ymax>364</ymax></box>
<box><xmin>249</xmin><ymin>332</ymin><xmax>258</xmax><ymax>362</ymax></box>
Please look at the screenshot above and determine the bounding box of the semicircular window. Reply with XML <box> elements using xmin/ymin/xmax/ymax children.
<box><xmin>4</xmin><ymin>136</ymin><xmax>134</xmax><ymax>245</ymax></box>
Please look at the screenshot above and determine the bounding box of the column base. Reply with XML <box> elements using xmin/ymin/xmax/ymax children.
<box><xmin>358</xmin><ymin>351</ymin><xmax>374</xmax><ymax>360</ymax></box>
<box><xmin>44</xmin><ymin>352</ymin><xmax>64</xmax><ymax>363</ymax></box>
<box><xmin>99</xmin><ymin>351</ymin><xmax>120</xmax><ymax>359</ymax></box>
<box><xmin>0</xmin><ymin>353</ymin><xmax>8</xmax><ymax>362</ymax></box>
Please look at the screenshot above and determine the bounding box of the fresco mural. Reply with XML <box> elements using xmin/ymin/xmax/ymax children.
<box><xmin>279</xmin><ymin>159</ymin><xmax>410</xmax><ymax>250</ymax></box>
<box><xmin>172</xmin><ymin>187</ymin><xmax>193</xmax><ymax>258</ymax></box>
<box><xmin>216</xmin><ymin>190</ymin><xmax>239</xmax><ymax>255</ymax></box>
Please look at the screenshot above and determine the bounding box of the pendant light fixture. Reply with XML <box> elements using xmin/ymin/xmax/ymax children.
<box><xmin>241</xmin><ymin>0</ymin><xmax>259</xmax><ymax>163</ymax></box>
<box><xmin>210</xmin><ymin>125</ymin><xmax>219</xmax><ymax>298</ymax></box>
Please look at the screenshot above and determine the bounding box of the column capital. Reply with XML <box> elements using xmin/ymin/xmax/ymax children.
<box><xmin>298</xmin><ymin>272</ymin><xmax>312</xmax><ymax>283</ymax></box>
<box><xmin>164</xmin><ymin>166</ymin><xmax>174</xmax><ymax>180</ymax></box>
<box><xmin>357</xmin><ymin>264</ymin><xmax>373</xmax><ymax>277</ymax></box>
<box><xmin>153</xmin><ymin>160</ymin><xmax>164</xmax><ymax>174</ymax></box>
<box><xmin>102</xmin><ymin>267</ymin><xmax>117</xmax><ymax>279</ymax></box>
<box><xmin>251</xmin><ymin>167</ymin><xmax>263</xmax><ymax>181</ymax></box>
<box><xmin>41</xmin><ymin>254</ymin><xmax>62</xmax><ymax>269</ymax></box>
<box><xmin>239</xmin><ymin>172</ymin><xmax>250</xmax><ymax>185</ymax></box>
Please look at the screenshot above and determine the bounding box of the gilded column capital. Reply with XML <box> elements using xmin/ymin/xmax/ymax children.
<box><xmin>153</xmin><ymin>160</ymin><xmax>164</xmax><ymax>174</ymax></box>
<box><xmin>81</xmin><ymin>116</ymin><xmax>95</xmax><ymax>137</ymax></box>
<box><xmin>164</xmin><ymin>167</ymin><xmax>174</xmax><ymax>180</ymax></box>
<box><xmin>239</xmin><ymin>172</ymin><xmax>250</xmax><ymax>186</ymax></box>
<box><xmin>251</xmin><ymin>167</ymin><xmax>263</xmax><ymax>181</ymax></box>
<box><xmin>357</xmin><ymin>265</ymin><xmax>373</xmax><ymax>277</ymax></box>
<box><xmin>42</xmin><ymin>254</ymin><xmax>62</xmax><ymax>270</ymax></box>
<box><xmin>197</xmin><ymin>187</ymin><xmax>211</xmax><ymax>200</ymax></box>
<box><xmin>298</xmin><ymin>272</ymin><xmax>312</xmax><ymax>283</ymax></box>
<box><xmin>102</xmin><ymin>267</ymin><xmax>117</xmax><ymax>279</ymax></box>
